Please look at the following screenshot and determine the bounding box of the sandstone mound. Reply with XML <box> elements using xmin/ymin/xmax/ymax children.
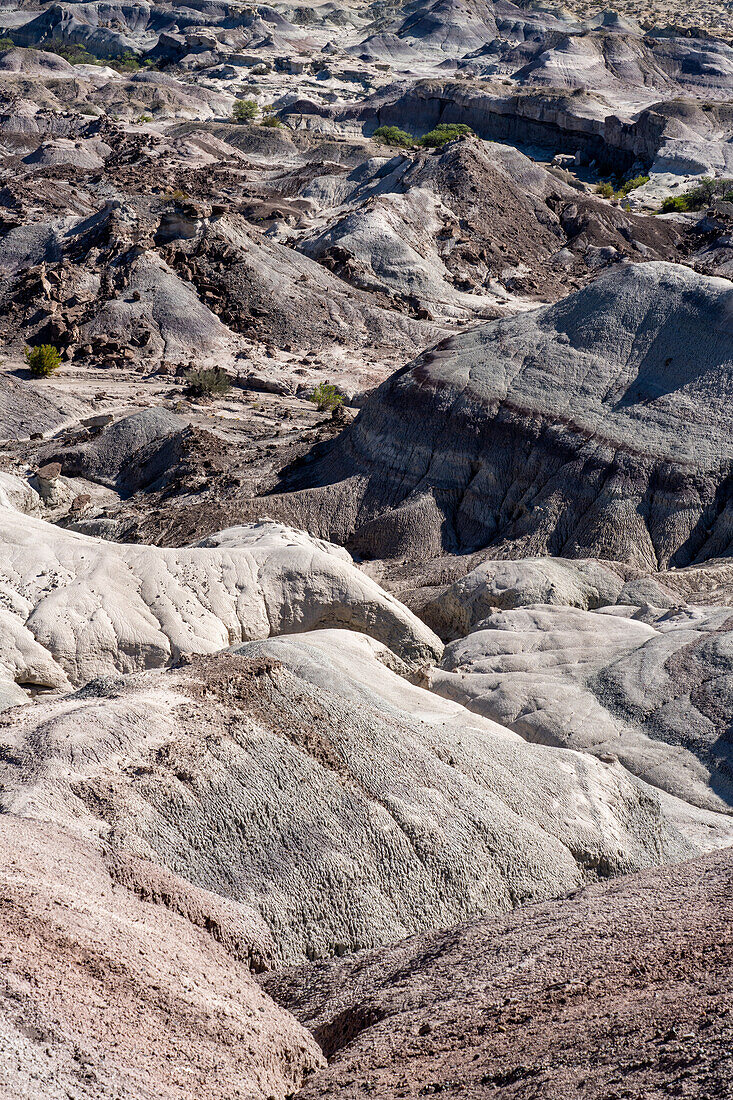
<box><xmin>0</xmin><ymin>506</ymin><xmax>440</xmax><ymax>702</ymax></box>
<box><xmin>0</xmin><ymin>813</ymin><xmax>324</xmax><ymax>1100</ymax></box>
<box><xmin>266</xmin><ymin>848</ymin><xmax>733</xmax><ymax>1099</ymax></box>
<box><xmin>0</xmin><ymin>47</ymin><xmax>76</xmax><ymax>76</ymax></box>
<box><xmin>0</xmin><ymin>631</ymin><xmax>710</xmax><ymax>965</ymax></box>
<box><xmin>297</xmin><ymin>139</ymin><xmax>682</xmax><ymax>309</ymax></box>
<box><xmin>430</xmin><ymin>603</ymin><xmax>733</xmax><ymax>816</ymax></box>
<box><xmin>281</xmin><ymin>262</ymin><xmax>733</xmax><ymax>569</ymax></box>
<box><xmin>79</xmin><ymin>251</ymin><xmax>236</xmax><ymax>366</ymax></box>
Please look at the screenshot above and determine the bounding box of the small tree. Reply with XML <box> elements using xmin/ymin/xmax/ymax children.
<box><xmin>184</xmin><ymin>366</ymin><xmax>232</xmax><ymax>398</ymax></box>
<box><xmin>232</xmin><ymin>99</ymin><xmax>258</xmax><ymax>123</ymax></box>
<box><xmin>25</xmin><ymin>344</ymin><xmax>61</xmax><ymax>377</ymax></box>
<box><xmin>419</xmin><ymin>123</ymin><xmax>473</xmax><ymax>147</ymax></box>
<box><xmin>310</xmin><ymin>382</ymin><xmax>343</xmax><ymax>411</ymax></box>
<box><xmin>659</xmin><ymin>177</ymin><xmax>733</xmax><ymax>214</ymax></box>
<box><xmin>373</xmin><ymin>125</ymin><xmax>414</xmax><ymax>148</ymax></box>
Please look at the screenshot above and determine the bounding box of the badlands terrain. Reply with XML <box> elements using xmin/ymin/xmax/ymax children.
<box><xmin>0</xmin><ymin>0</ymin><xmax>732</xmax><ymax>1095</ymax></box>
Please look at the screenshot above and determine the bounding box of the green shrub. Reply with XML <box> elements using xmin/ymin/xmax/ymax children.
<box><xmin>595</xmin><ymin>174</ymin><xmax>650</xmax><ymax>200</ymax></box>
<box><xmin>260</xmin><ymin>115</ymin><xmax>282</xmax><ymax>127</ymax></box>
<box><xmin>43</xmin><ymin>40</ymin><xmax>99</xmax><ymax>65</ymax></box>
<box><xmin>373</xmin><ymin>125</ymin><xmax>414</xmax><ymax>148</ymax></box>
<box><xmin>108</xmin><ymin>51</ymin><xmax>142</xmax><ymax>72</ymax></box>
<box><xmin>232</xmin><ymin>98</ymin><xmax>258</xmax><ymax>123</ymax></box>
<box><xmin>0</xmin><ymin>37</ymin><xmax>15</xmax><ymax>50</ymax></box>
<box><xmin>184</xmin><ymin>366</ymin><xmax>232</xmax><ymax>398</ymax></box>
<box><xmin>616</xmin><ymin>174</ymin><xmax>650</xmax><ymax>197</ymax></box>
<box><xmin>310</xmin><ymin>382</ymin><xmax>343</xmax><ymax>411</ymax></box>
<box><xmin>419</xmin><ymin>123</ymin><xmax>473</xmax><ymax>147</ymax></box>
<box><xmin>25</xmin><ymin>344</ymin><xmax>61</xmax><ymax>377</ymax></box>
<box><xmin>659</xmin><ymin>177</ymin><xmax>733</xmax><ymax>213</ymax></box>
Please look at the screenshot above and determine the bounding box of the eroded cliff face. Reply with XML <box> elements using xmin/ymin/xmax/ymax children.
<box><xmin>272</xmin><ymin>262</ymin><xmax>733</xmax><ymax>569</ymax></box>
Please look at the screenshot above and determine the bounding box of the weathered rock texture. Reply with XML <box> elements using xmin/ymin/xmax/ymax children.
<box><xmin>277</xmin><ymin>262</ymin><xmax>733</xmax><ymax>569</ymax></box>
<box><xmin>0</xmin><ymin>503</ymin><xmax>440</xmax><ymax>706</ymax></box>
<box><xmin>0</xmin><ymin>813</ymin><xmax>324</xmax><ymax>1100</ymax></box>
<box><xmin>0</xmin><ymin>373</ymin><xmax>86</xmax><ymax>440</ymax></box>
<box><xmin>0</xmin><ymin>631</ymin><xmax>711</xmax><ymax>964</ymax></box>
<box><xmin>266</xmin><ymin>847</ymin><xmax>733</xmax><ymax>1099</ymax></box>
<box><xmin>431</xmin><ymin>603</ymin><xmax>733</xmax><ymax>818</ymax></box>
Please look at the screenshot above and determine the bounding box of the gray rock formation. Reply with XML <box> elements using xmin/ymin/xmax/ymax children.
<box><xmin>0</xmin><ymin>630</ymin><xmax>715</xmax><ymax>965</ymax></box>
<box><xmin>422</xmin><ymin>556</ymin><xmax>630</xmax><ymax>636</ymax></box>
<box><xmin>279</xmin><ymin>262</ymin><xmax>733</xmax><ymax>570</ymax></box>
<box><xmin>0</xmin><ymin>374</ymin><xmax>87</xmax><ymax>441</ymax></box>
<box><xmin>0</xmin><ymin>500</ymin><xmax>440</xmax><ymax>702</ymax></box>
<box><xmin>430</xmin><ymin>602</ymin><xmax>733</xmax><ymax>816</ymax></box>
<box><xmin>54</xmin><ymin>408</ymin><xmax>188</xmax><ymax>490</ymax></box>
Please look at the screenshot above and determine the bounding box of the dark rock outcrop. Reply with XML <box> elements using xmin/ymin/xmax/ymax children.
<box><xmin>276</xmin><ymin>262</ymin><xmax>733</xmax><ymax>570</ymax></box>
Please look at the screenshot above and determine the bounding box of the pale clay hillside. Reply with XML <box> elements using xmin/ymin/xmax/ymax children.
<box><xmin>0</xmin><ymin>0</ymin><xmax>732</xmax><ymax>1097</ymax></box>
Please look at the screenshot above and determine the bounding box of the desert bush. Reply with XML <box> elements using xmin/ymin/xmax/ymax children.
<box><xmin>232</xmin><ymin>98</ymin><xmax>258</xmax><ymax>123</ymax></box>
<box><xmin>310</xmin><ymin>382</ymin><xmax>343</xmax><ymax>411</ymax></box>
<box><xmin>25</xmin><ymin>344</ymin><xmax>61</xmax><ymax>377</ymax></box>
<box><xmin>373</xmin><ymin>125</ymin><xmax>413</xmax><ymax>148</ymax></box>
<box><xmin>43</xmin><ymin>40</ymin><xmax>99</xmax><ymax>65</ymax></box>
<box><xmin>419</xmin><ymin>123</ymin><xmax>473</xmax><ymax>147</ymax></box>
<box><xmin>251</xmin><ymin>63</ymin><xmax>269</xmax><ymax>75</ymax></box>
<box><xmin>261</xmin><ymin>115</ymin><xmax>282</xmax><ymax>127</ymax></box>
<box><xmin>616</xmin><ymin>174</ymin><xmax>649</xmax><ymax>197</ymax></box>
<box><xmin>659</xmin><ymin>177</ymin><xmax>733</xmax><ymax>213</ymax></box>
<box><xmin>595</xmin><ymin>174</ymin><xmax>650</xmax><ymax>200</ymax></box>
<box><xmin>184</xmin><ymin>366</ymin><xmax>232</xmax><ymax>398</ymax></box>
<box><xmin>108</xmin><ymin>51</ymin><xmax>143</xmax><ymax>72</ymax></box>
<box><xmin>0</xmin><ymin>37</ymin><xmax>15</xmax><ymax>50</ymax></box>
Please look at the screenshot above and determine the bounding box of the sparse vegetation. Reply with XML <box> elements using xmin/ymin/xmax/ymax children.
<box><xmin>108</xmin><ymin>51</ymin><xmax>146</xmax><ymax>73</ymax></box>
<box><xmin>25</xmin><ymin>344</ymin><xmax>61</xmax><ymax>377</ymax></box>
<box><xmin>261</xmin><ymin>115</ymin><xmax>282</xmax><ymax>128</ymax></box>
<box><xmin>232</xmin><ymin>98</ymin><xmax>258</xmax><ymax>123</ymax></box>
<box><xmin>0</xmin><ymin>37</ymin><xmax>15</xmax><ymax>51</ymax></box>
<box><xmin>617</xmin><ymin>174</ymin><xmax>650</xmax><ymax>197</ymax></box>
<box><xmin>310</xmin><ymin>382</ymin><xmax>344</xmax><ymax>411</ymax></box>
<box><xmin>419</xmin><ymin>123</ymin><xmax>474</xmax><ymax>147</ymax></box>
<box><xmin>184</xmin><ymin>366</ymin><xmax>232</xmax><ymax>398</ymax></box>
<box><xmin>39</xmin><ymin>41</ymin><xmax>154</xmax><ymax>71</ymax></box>
<box><xmin>373</xmin><ymin>125</ymin><xmax>414</xmax><ymax>148</ymax></box>
<box><xmin>42</xmin><ymin>40</ymin><xmax>99</xmax><ymax>65</ymax></box>
<box><xmin>595</xmin><ymin>174</ymin><xmax>650</xmax><ymax>200</ymax></box>
<box><xmin>659</xmin><ymin>177</ymin><xmax>733</xmax><ymax>213</ymax></box>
